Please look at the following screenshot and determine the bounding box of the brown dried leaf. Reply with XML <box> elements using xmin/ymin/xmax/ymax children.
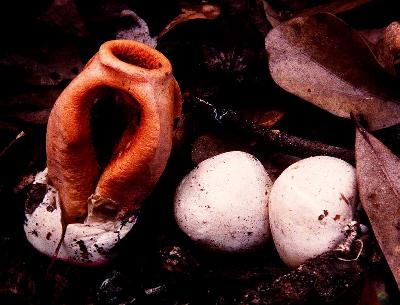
<box><xmin>0</xmin><ymin>41</ymin><xmax>82</xmax><ymax>86</ymax></box>
<box><xmin>262</xmin><ymin>0</ymin><xmax>371</xmax><ymax>27</ymax></box>
<box><xmin>265</xmin><ymin>13</ymin><xmax>400</xmax><ymax>131</ymax></box>
<box><xmin>357</xmin><ymin>278</ymin><xmax>380</xmax><ymax>305</ymax></box>
<box><xmin>355</xmin><ymin>124</ymin><xmax>400</xmax><ymax>289</ymax></box>
<box><xmin>359</xmin><ymin>28</ymin><xmax>384</xmax><ymax>50</ymax></box>
<box><xmin>241</xmin><ymin>109</ymin><xmax>286</xmax><ymax>128</ymax></box>
<box><xmin>375</xmin><ymin>22</ymin><xmax>400</xmax><ymax>76</ymax></box>
<box><xmin>0</xmin><ymin>87</ymin><xmax>62</xmax><ymax>109</ymax></box>
<box><xmin>158</xmin><ymin>4</ymin><xmax>220</xmax><ymax>39</ymax></box>
<box><xmin>0</xmin><ymin>109</ymin><xmax>51</xmax><ymax>125</ymax></box>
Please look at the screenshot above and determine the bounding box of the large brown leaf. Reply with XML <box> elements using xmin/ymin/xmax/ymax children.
<box><xmin>265</xmin><ymin>13</ymin><xmax>400</xmax><ymax>131</ymax></box>
<box><xmin>355</xmin><ymin>124</ymin><xmax>400</xmax><ymax>289</ymax></box>
<box><xmin>262</xmin><ymin>0</ymin><xmax>371</xmax><ymax>27</ymax></box>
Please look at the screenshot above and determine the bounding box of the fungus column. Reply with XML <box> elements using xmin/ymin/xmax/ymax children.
<box><xmin>24</xmin><ymin>40</ymin><xmax>181</xmax><ymax>265</ymax></box>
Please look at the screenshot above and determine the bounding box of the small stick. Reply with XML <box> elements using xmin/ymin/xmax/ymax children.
<box><xmin>188</xmin><ymin>97</ymin><xmax>355</xmax><ymax>163</ymax></box>
<box><xmin>0</xmin><ymin>131</ymin><xmax>25</xmax><ymax>160</ymax></box>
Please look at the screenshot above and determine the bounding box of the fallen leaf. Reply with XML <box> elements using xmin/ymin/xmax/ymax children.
<box><xmin>116</xmin><ymin>10</ymin><xmax>157</xmax><ymax>48</ymax></box>
<box><xmin>355</xmin><ymin>123</ymin><xmax>400</xmax><ymax>289</ymax></box>
<box><xmin>0</xmin><ymin>109</ymin><xmax>51</xmax><ymax>125</ymax></box>
<box><xmin>261</xmin><ymin>0</ymin><xmax>371</xmax><ymax>27</ymax></box>
<box><xmin>0</xmin><ymin>87</ymin><xmax>62</xmax><ymax>110</ymax></box>
<box><xmin>0</xmin><ymin>41</ymin><xmax>82</xmax><ymax>86</ymax></box>
<box><xmin>0</xmin><ymin>88</ymin><xmax>62</xmax><ymax>130</ymax></box>
<box><xmin>375</xmin><ymin>22</ymin><xmax>400</xmax><ymax>76</ymax></box>
<box><xmin>241</xmin><ymin>108</ymin><xmax>285</xmax><ymax>128</ymax></box>
<box><xmin>265</xmin><ymin>13</ymin><xmax>400</xmax><ymax>131</ymax></box>
<box><xmin>357</xmin><ymin>278</ymin><xmax>380</xmax><ymax>305</ymax></box>
<box><xmin>158</xmin><ymin>4</ymin><xmax>220</xmax><ymax>39</ymax></box>
<box><xmin>359</xmin><ymin>28</ymin><xmax>384</xmax><ymax>48</ymax></box>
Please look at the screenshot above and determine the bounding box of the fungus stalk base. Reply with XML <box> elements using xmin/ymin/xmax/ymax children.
<box><xmin>24</xmin><ymin>169</ymin><xmax>137</xmax><ymax>266</ymax></box>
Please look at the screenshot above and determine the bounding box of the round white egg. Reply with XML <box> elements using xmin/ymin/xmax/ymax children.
<box><xmin>269</xmin><ymin>156</ymin><xmax>357</xmax><ymax>268</ymax></box>
<box><xmin>174</xmin><ymin>151</ymin><xmax>272</xmax><ymax>253</ymax></box>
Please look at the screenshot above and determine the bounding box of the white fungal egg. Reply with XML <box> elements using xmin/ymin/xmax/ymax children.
<box><xmin>24</xmin><ymin>169</ymin><xmax>136</xmax><ymax>266</ymax></box>
<box><xmin>174</xmin><ymin>151</ymin><xmax>272</xmax><ymax>253</ymax></box>
<box><xmin>269</xmin><ymin>156</ymin><xmax>357</xmax><ymax>268</ymax></box>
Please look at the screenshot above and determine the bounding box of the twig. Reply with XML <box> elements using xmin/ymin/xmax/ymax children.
<box><xmin>187</xmin><ymin>97</ymin><xmax>355</xmax><ymax>163</ymax></box>
<box><xmin>0</xmin><ymin>131</ymin><xmax>25</xmax><ymax>160</ymax></box>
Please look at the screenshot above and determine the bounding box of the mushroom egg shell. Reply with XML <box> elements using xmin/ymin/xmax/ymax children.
<box><xmin>24</xmin><ymin>169</ymin><xmax>136</xmax><ymax>266</ymax></box>
<box><xmin>174</xmin><ymin>151</ymin><xmax>273</xmax><ymax>253</ymax></box>
<box><xmin>269</xmin><ymin>156</ymin><xmax>357</xmax><ymax>268</ymax></box>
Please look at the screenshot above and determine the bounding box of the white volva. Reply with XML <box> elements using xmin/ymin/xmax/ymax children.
<box><xmin>174</xmin><ymin>151</ymin><xmax>273</xmax><ymax>253</ymax></box>
<box><xmin>269</xmin><ymin>156</ymin><xmax>357</xmax><ymax>268</ymax></box>
<box><xmin>24</xmin><ymin>169</ymin><xmax>136</xmax><ymax>265</ymax></box>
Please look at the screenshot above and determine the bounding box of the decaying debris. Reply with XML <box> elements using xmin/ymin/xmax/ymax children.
<box><xmin>238</xmin><ymin>234</ymin><xmax>367</xmax><ymax>305</ymax></box>
<box><xmin>160</xmin><ymin>245</ymin><xmax>200</xmax><ymax>276</ymax></box>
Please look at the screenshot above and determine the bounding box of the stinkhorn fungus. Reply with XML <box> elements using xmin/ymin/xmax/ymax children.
<box><xmin>24</xmin><ymin>40</ymin><xmax>182</xmax><ymax>265</ymax></box>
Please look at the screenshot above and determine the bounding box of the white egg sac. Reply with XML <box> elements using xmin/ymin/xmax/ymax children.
<box><xmin>174</xmin><ymin>151</ymin><xmax>273</xmax><ymax>253</ymax></box>
<box><xmin>269</xmin><ymin>156</ymin><xmax>357</xmax><ymax>268</ymax></box>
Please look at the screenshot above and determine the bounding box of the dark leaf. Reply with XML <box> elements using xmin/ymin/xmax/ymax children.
<box><xmin>0</xmin><ymin>41</ymin><xmax>82</xmax><ymax>86</ymax></box>
<box><xmin>375</xmin><ymin>22</ymin><xmax>400</xmax><ymax>76</ymax></box>
<box><xmin>0</xmin><ymin>87</ymin><xmax>62</xmax><ymax>110</ymax></box>
<box><xmin>265</xmin><ymin>13</ymin><xmax>400</xmax><ymax>131</ymax></box>
<box><xmin>241</xmin><ymin>108</ymin><xmax>285</xmax><ymax>128</ymax></box>
<box><xmin>262</xmin><ymin>0</ymin><xmax>372</xmax><ymax>26</ymax></box>
<box><xmin>158</xmin><ymin>4</ymin><xmax>220</xmax><ymax>39</ymax></box>
<box><xmin>355</xmin><ymin>124</ymin><xmax>400</xmax><ymax>289</ymax></box>
<box><xmin>359</xmin><ymin>28</ymin><xmax>384</xmax><ymax>47</ymax></box>
<box><xmin>0</xmin><ymin>88</ymin><xmax>61</xmax><ymax>130</ymax></box>
<box><xmin>357</xmin><ymin>278</ymin><xmax>381</xmax><ymax>305</ymax></box>
<box><xmin>116</xmin><ymin>10</ymin><xmax>156</xmax><ymax>48</ymax></box>
<box><xmin>0</xmin><ymin>109</ymin><xmax>51</xmax><ymax>125</ymax></box>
